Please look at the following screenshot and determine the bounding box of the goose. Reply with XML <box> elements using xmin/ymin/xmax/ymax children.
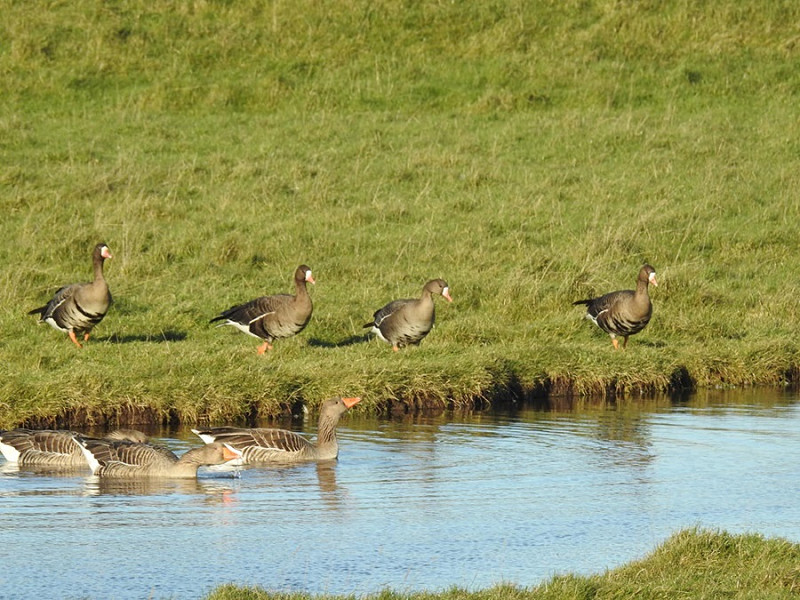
<box><xmin>573</xmin><ymin>264</ymin><xmax>658</xmax><ymax>350</ymax></box>
<box><xmin>77</xmin><ymin>438</ymin><xmax>242</xmax><ymax>478</ymax></box>
<box><xmin>28</xmin><ymin>243</ymin><xmax>113</xmax><ymax>348</ymax></box>
<box><xmin>210</xmin><ymin>264</ymin><xmax>315</xmax><ymax>354</ymax></box>
<box><xmin>0</xmin><ymin>428</ymin><xmax>147</xmax><ymax>468</ymax></box>
<box><xmin>364</xmin><ymin>279</ymin><xmax>452</xmax><ymax>351</ymax></box>
<box><xmin>192</xmin><ymin>396</ymin><xmax>361</xmax><ymax>463</ymax></box>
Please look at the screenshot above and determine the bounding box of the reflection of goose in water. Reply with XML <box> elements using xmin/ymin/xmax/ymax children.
<box><xmin>0</xmin><ymin>428</ymin><xmax>148</xmax><ymax>469</ymax></box>
<box><xmin>315</xmin><ymin>461</ymin><xmax>347</xmax><ymax>510</ymax></box>
<box><xmin>315</xmin><ymin>461</ymin><xmax>338</xmax><ymax>494</ymax></box>
<box><xmin>227</xmin><ymin>459</ymin><xmax>345</xmax><ymax>510</ymax></box>
<box><xmin>84</xmin><ymin>477</ymin><xmax>240</xmax><ymax>501</ymax></box>
<box><xmin>0</xmin><ymin>461</ymin><xmax>88</xmax><ymax>477</ymax></box>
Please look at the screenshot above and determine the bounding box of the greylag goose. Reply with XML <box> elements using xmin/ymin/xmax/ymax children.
<box><xmin>210</xmin><ymin>264</ymin><xmax>315</xmax><ymax>354</ymax></box>
<box><xmin>28</xmin><ymin>243</ymin><xmax>113</xmax><ymax>348</ymax></box>
<box><xmin>364</xmin><ymin>279</ymin><xmax>453</xmax><ymax>351</ymax></box>
<box><xmin>573</xmin><ymin>264</ymin><xmax>658</xmax><ymax>349</ymax></box>
<box><xmin>192</xmin><ymin>396</ymin><xmax>361</xmax><ymax>463</ymax></box>
<box><xmin>77</xmin><ymin>438</ymin><xmax>242</xmax><ymax>478</ymax></box>
<box><xmin>0</xmin><ymin>428</ymin><xmax>147</xmax><ymax>468</ymax></box>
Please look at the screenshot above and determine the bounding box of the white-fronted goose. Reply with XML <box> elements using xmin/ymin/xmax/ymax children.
<box><xmin>573</xmin><ymin>264</ymin><xmax>658</xmax><ymax>350</ymax></box>
<box><xmin>0</xmin><ymin>428</ymin><xmax>147</xmax><ymax>468</ymax></box>
<box><xmin>210</xmin><ymin>264</ymin><xmax>315</xmax><ymax>354</ymax></box>
<box><xmin>28</xmin><ymin>243</ymin><xmax>113</xmax><ymax>348</ymax></box>
<box><xmin>364</xmin><ymin>279</ymin><xmax>453</xmax><ymax>351</ymax></box>
<box><xmin>192</xmin><ymin>396</ymin><xmax>361</xmax><ymax>463</ymax></box>
<box><xmin>78</xmin><ymin>438</ymin><xmax>242</xmax><ymax>478</ymax></box>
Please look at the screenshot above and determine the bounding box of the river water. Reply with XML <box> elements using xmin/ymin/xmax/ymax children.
<box><xmin>1</xmin><ymin>389</ymin><xmax>799</xmax><ymax>600</ymax></box>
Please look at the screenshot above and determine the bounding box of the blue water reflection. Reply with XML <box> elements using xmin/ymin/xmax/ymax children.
<box><xmin>1</xmin><ymin>389</ymin><xmax>799</xmax><ymax>599</ymax></box>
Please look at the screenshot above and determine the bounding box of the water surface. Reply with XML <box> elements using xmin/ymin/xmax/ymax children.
<box><xmin>1</xmin><ymin>389</ymin><xmax>799</xmax><ymax>599</ymax></box>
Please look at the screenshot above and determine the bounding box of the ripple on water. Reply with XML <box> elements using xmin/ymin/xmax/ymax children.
<box><xmin>1</xmin><ymin>395</ymin><xmax>799</xmax><ymax>599</ymax></box>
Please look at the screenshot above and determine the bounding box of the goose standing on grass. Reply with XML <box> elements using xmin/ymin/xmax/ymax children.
<box><xmin>0</xmin><ymin>428</ymin><xmax>147</xmax><ymax>468</ymax></box>
<box><xmin>28</xmin><ymin>243</ymin><xmax>113</xmax><ymax>348</ymax></box>
<box><xmin>364</xmin><ymin>279</ymin><xmax>453</xmax><ymax>351</ymax></box>
<box><xmin>573</xmin><ymin>264</ymin><xmax>658</xmax><ymax>350</ymax></box>
<box><xmin>77</xmin><ymin>438</ymin><xmax>242</xmax><ymax>478</ymax></box>
<box><xmin>210</xmin><ymin>264</ymin><xmax>315</xmax><ymax>354</ymax></box>
<box><xmin>192</xmin><ymin>396</ymin><xmax>361</xmax><ymax>463</ymax></box>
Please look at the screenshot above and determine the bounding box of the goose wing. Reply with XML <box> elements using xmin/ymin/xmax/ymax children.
<box><xmin>365</xmin><ymin>298</ymin><xmax>412</xmax><ymax>328</ymax></box>
<box><xmin>80</xmin><ymin>438</ymin><xmax>177</xmax><ymax>467</ymax></box>
<box><xmin>29</xmin><ymin>284</ymin><xmax>81</xmax><ymax>320</ymax></box>
<box><xmin>0</xmin><ymin>429</ymin><xmax>84</xmax><ymax>466</ymax></box>
<box><xmin>192</xmin><ymin>427</ymin><xmax>311</xmax><ymax>459</ymax></box>
<box><xmin>211</xmin><ymin>294</ymin><xmax>291</xmax><ymax>325</ymax></box>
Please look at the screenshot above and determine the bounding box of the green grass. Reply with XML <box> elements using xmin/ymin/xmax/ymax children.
<box><xmin>205</xmin><ymin>529</ymin><xmax>800</xmax><ymax>600</ymax></box>
<box><xmin>2</xmin><ymin>1</ymin><xmax>800</xmax><ymax>426</ymax></box>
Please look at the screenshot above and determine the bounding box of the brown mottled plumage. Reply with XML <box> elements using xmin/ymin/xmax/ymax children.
<box><xmin>28</xmin><ymin>243</ymin><xmax>113</xmax><ymax>348</ymax></box>
<box><xmin>0</xmin><ymin>428</ymin><xmax>147</xmax><ymax>468</ymax></box>
<box><xmin>192</xmin><ymin>396</ymin><xmax>361</xmax><ymax>463</ymax></box>
<box><xmin>78</xmin><ymin>438</ymin><xmax>242</xmax><ymax>478</ymax></box>
<box><xmin>364</xmin><ymin>279</ymin><xmax>453</xmax><ymax>351</ymax></box>
<box><xmin>211</xmin><ymin>264</ymin><xmax>315</xmax><ymax>354</ymax></box>
<box><xmin>573</xmin><ymin>264</ymin><xmax>658</xmax><ymax>350</ymax></box>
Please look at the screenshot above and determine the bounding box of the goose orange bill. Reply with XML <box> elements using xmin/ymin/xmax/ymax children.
<box><xmin>342</xmin><ymin>397</ymin><xmax>361</xmax><ymax>409</ymax></box>
<box><xmin>222</xmin><ymin>444</ymin><xmax>243</xmax><ymax>461</ymax></box>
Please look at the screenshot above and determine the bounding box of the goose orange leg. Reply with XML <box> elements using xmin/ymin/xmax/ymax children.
<box><xmin>611</xmin><ymin>337</ymin><xmax>620</xmax><ymax>350</ymax></box>
<box><xmin>68</xmin><ymin>331</ymin><xmax>83</xmax><ymax>349</ymax></box>
<box><xmin>257</xmin><ymin>341</ymin><xmax>273</xmax><ymax>354</ymax></box>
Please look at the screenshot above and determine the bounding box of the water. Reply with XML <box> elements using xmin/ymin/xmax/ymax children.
<box><xmin>1</xmin><ymin>389</ymin><xmax>799</xmax><ymax>600</ymax></box>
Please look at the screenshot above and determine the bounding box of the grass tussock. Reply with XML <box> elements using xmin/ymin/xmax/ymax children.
<box><xmin>2</xmin><ymin>1</ymin><xmax>800</xmax><ymax>426</ymax></box>
<box><xmin>205</xmin><ymin>529</ymin><xmax>800</xmax><ymax>600</ymax></box>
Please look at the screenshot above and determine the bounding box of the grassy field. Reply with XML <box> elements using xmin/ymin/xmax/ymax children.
<box><xmin>2</xmin><ymin>1</ymin><xmax>800</xmax><ymax>427</ymax></box>
<box><xmin>205</xmin><ymin>529</ymin><xmax>800</xmax><ymax>600</ymax></box>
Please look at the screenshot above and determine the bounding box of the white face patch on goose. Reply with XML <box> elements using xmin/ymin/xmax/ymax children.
<box><xmin>305</xmin><ymin>270</ymin><xmax>312</xmax><ymax>280</ymax></box>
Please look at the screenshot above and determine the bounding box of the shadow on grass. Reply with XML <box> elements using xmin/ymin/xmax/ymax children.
<box><xmin>98</xmin><ymin>330</ymin><xmax>188</xmax><ymax>344</ymax></box>
<box><xmin>638</xmin><ymin>339</ymin><xmax>669</xmax><ymax>348</ymax></box>
<box><xmin>308</xmin><ymin>334</ymin><xmax>370</xmax><ymax>348</ymax></box>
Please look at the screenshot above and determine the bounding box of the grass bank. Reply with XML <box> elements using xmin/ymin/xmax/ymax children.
<box><xmin>205</xmin><ymin>529</ymin><xmax>800</xmax><ymax>600</ymax></box>
<box><xmin>2</xmin><ymin>1</ymin><xmax>800</xmax><ymax>426</ymax></box>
